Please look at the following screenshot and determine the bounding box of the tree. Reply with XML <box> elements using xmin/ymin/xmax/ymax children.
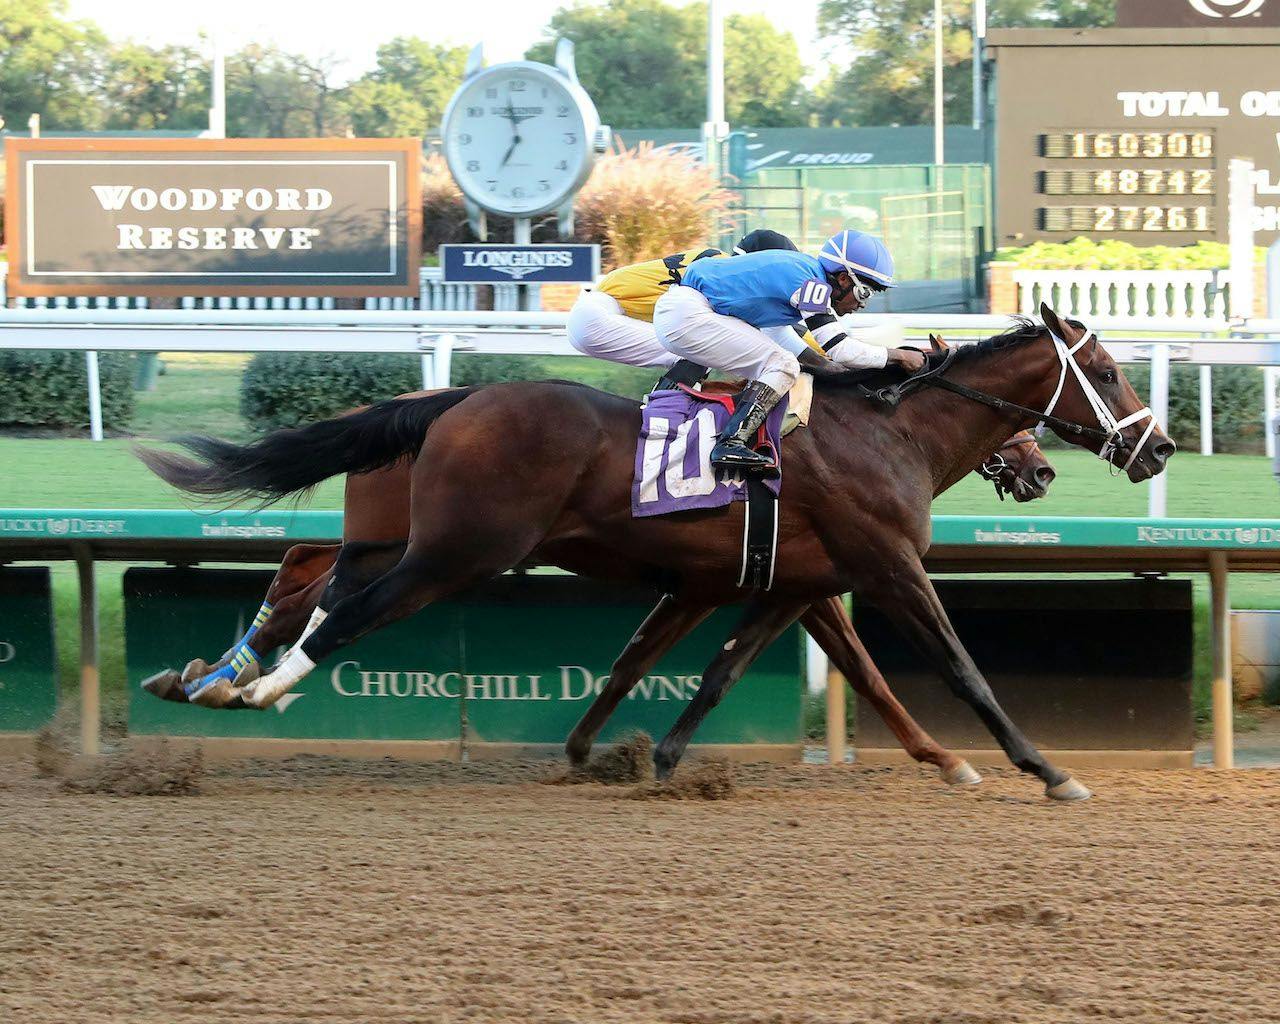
<box><xmin>0</xmin><ymin>0</ymin><xmax>108</xmax><ymax>131</ymax></box>
<box><xmin>103</xmin><ymin>42</ymin><xmax>210</xmax><ymax>131</ymax></box>
<box><xmin>226</xmin><ymin>45</ymin><xmax>349</xmax><ymax>137</ymax></box>
<box><xmin>340</xmin><ymin>37</ymin><xmax>468</xmax><ymax>137</ymax></box>
<box><xmin>812</xmin><ymin>0</ymin><xmax>1115</xmax><ymax>127</ymax></box>
<box><xmin>526</xmin><ymin>0</ymin><xmax>806</xmax><ymax>127</ymax></box>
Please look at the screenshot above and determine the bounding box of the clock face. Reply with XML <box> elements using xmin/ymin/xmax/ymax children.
<box><xmin>444</xmin><ymin>65</ymin><xmax>590</xmax><ymax>217</ymax></box>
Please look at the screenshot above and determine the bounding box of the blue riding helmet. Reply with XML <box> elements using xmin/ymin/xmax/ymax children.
<box><xmin>818</xmin><ymin>229</ymin><xmax>896</xmax><ymax>289</ymax></box>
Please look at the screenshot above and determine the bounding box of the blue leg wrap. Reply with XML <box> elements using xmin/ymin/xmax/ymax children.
<box><xmin>185</xmin><ymin>601</ymin><xmax>272</xmax><ymax>699</ymax></box>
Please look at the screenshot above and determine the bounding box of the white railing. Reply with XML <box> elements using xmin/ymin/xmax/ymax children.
<box><xmin>1014</xmin><ymin>269</ymin><xmax>1228</xmax><ymax>320</ymax></box>
<box><xmin>5</xmin><ymin>306</ymin><xmax>1280</xmax><ymax>517</ymax></box>
<box><xmin>0</xmin><ymin>264</ymin><xmax>531</xmax><ymax>314</ymax></box>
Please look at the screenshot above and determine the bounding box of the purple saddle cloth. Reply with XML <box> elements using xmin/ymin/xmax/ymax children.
<box><xmin>631</xmin><ymin>387</ymin><xmax>787</xmax><ymax>518</ymax></box>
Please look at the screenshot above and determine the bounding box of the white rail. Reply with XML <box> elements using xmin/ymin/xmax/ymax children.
<box><xmin>1014</xmin><ymin>269</ymin><xmax>1228</xmax><ymax>320</ymax></box>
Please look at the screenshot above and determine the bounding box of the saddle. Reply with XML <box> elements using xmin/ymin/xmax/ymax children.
<box><xmin>633</xmin><ymin>381</ymin><xmax>797</xmax><ymax>590</ymax></box>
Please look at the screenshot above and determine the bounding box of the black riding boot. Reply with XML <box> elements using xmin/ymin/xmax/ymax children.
<box><xmin>652</xmin><ymin>359</ymin><xmax>709</xmax><ymax>393</ymax></box>
<box><xmin>710</xmin><ymin>380</ymin><xmax>783</xmax><ymax>470</ymax></box>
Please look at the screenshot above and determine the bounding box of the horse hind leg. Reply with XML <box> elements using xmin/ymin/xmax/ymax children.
<box><xmin>239</xmin><ymin>529</ymin><xmax>545</xmax><ymax>711</ymax></box>
<box><xmin>799</xmin><ymin>596</ymin><xmax>980</xmax><ymax>786</ymax></box>
<box><xmin>565</xmin><ymin>596</ymin><xmax>714</xmax><ymax>767</ymax></box>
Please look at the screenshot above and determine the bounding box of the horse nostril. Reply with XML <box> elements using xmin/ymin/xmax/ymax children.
<box><xmin>1152</xmin><ymin>441</ymin><xmax>1176</xmax><ymax>464</ymax></box>
<box><xmin>1034</xmin><ymin>466</ymin><xmax>1056</xmax><ymax>488</ymax></box>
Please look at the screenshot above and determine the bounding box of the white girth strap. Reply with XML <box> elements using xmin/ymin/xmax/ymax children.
<box><xmin>1039</xmin><ymin>326</ymin><xmax>1159</xmax><ymax>473</ymax></box>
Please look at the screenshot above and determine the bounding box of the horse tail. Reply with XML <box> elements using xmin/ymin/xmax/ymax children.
<box><xmin>136</xmin><ymin>388</ymin><xmax>479</xmax><ymax>505</ymax></box>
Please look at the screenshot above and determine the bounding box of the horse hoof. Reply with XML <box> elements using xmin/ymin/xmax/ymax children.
<box><xmin>1046</xmin><ymin>777</ymin><xmax>1092</xmax><ymax>802</ymax></box>
<box><xmin>181</xmin><ymin>658</ymin><xmax>213</xmax><ymax>684</ymax></box>
<box><xmin>189</xmin><ymin>678</ymin><xmax>235</xmax><ymax>708</ymax></box>
<box><xmin>233</xmin><ymin>660</ymin><xmax>261</xmax><ymax>687</ymax></box>
<box><xmin>141</xmin><ymin>669</ymin><xmax>184</xmax><ymax>702</ymax></box>
<box><xmin>941</xmin><ymin>760</ymin><xmax>982</xmax><ymax>786</ymax></box>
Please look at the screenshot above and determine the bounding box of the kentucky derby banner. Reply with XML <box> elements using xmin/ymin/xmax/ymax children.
<box><xmin>3</xmin><ymin>138</ymin><xmax>421</xmax><ymax>297</ymax></box>
<box><xmin>439</xmin><ymin>244</ymin><xmax>599</xmax><ymax>283</ymax></box>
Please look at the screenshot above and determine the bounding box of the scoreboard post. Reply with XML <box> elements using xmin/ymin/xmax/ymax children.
<box><xmin>986</xmin><ymin>28</ymin><xmax>1280</xmax><ymax>246</ymax></box>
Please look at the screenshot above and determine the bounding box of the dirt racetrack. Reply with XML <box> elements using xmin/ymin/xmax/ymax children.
<box><xmin>3</xmin><ymin>753</ymin><xmax>1279</xmax><ymax>1024</ymax></box>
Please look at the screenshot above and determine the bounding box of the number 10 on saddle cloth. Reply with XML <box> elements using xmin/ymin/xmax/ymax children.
<box><xmin>632</xmin><ymin>388</ymin><xmax>788</xmax><ymax>518</ymax></box>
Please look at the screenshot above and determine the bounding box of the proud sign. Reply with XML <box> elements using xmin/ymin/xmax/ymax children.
<box><xmin>3</xmin><ymin>138</ymin><xmax>421</xmax><ymax>297</ymax></box>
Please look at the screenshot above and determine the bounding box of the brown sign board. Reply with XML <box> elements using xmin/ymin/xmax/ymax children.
<box><xmin>986</xmin><ymin>28</ymin><xmax>1280</xmax><ymax>246</ymax></box>
<box><xmin>1117</xmin><ymin>0</ymin><xmax>1280</xmax><ymax>28</ymax></box>
<box><xmin>3</xmin><ymin>138</ymin><xmax>421</xmax><ymax>297</ymax></box>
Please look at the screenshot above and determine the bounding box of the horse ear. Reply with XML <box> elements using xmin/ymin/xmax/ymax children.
<box><xmin>928</xmin><ymin>333</ymin><xmax>948</xmax><ymax>352</ymax></box>
<box><xmin>1039</xmin><ymin>302</ymin><xmax>1070</xmax><ymax>341</ymax></box>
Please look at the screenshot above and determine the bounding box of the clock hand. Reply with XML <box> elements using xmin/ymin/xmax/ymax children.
<box><xmin>500</xmin><ymin>135</ymin><xmax>521</xmax><ymax>168</ymax></box>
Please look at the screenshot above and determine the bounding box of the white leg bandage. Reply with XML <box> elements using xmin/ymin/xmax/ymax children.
<box><xmin>245</xmin><ymin>647</ymin><xmax>315</xmax><ymax>709</ymax></box>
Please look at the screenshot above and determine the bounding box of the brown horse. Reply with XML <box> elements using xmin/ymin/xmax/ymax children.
<box><xmin>140</xmin><ymin>306</ymin><xmax>1173</xmax><ymax>799</ymax></box>
<box><xmin>147</xmin><ymin>373</ymin><xmax>1055</xmax><ymax>790</ymax></box>
<box><xmin>148</xmin><ymin>420</ymin><xmax>1053</xmax><ymax>785</ymax></box>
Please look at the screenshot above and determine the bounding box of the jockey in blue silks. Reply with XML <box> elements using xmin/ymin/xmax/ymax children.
<box><xmin>652</xmin><ymin>229</ymin><xmax>924</xmax><ymax>469</ymax></box>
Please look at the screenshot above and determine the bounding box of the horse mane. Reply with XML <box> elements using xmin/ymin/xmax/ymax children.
<box><xmin>810</xmin><ymin>316</ymin><xmax>1052</xmax><ymax>391</ymax></box>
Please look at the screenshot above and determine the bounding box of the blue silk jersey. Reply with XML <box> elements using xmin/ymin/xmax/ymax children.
<box><xmin>680</xmin><ymin>250</ymin><xmax>830</xmax><ymax>328</ymax></box>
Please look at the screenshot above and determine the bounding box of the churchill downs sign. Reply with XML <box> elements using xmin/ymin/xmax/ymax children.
<box><xmin>3</xmin><ymin>138</ymin><xmax>421</xmax><ymax>297</ymax></box>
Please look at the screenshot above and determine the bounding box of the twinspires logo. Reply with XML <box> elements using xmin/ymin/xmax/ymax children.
<box><xmin>973</xmin><ymin>524</ymin><xmax>1062</xmax><ymax>545</ymax></box>
<box><xmin>330</xmin><ymin>661</ymin><xmax>702</xmax><ymax>702</ymax></box>
<box><xmin>439</xmin><ymin>244</ymin><xmax>599</xmax><ymax>284</ymax></box>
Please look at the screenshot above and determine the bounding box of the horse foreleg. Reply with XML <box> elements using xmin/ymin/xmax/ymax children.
<box><xmin>800</xmin><ymin>596</ymin><xmax>981</xmax><ymax>786</ymax></box>
<box><xmin>565</xmin><ymin>595</ymin><xmax>714</xmax><ymax>767</ymax></box>
<box><xmin>857</xmin><ymin>555</ymin><xmax>1089</xmax><ymax>801</ymax></box>
<box><xmin>653</xmin><ymin>601</ymin><xmax>803</xmax><ymax>780</ymax></box>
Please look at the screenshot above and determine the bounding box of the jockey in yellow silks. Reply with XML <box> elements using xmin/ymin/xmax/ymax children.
<box><xmin>566</xmin><ymin>230</ymin><xmax>804</xmax><ymax>391</ymax></box>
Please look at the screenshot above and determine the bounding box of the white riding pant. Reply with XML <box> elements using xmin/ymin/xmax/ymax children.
<box><xmin>566</xmin><ymin>290</ymin><xmax>677</xmax><ymax>369</ymax></box>
<box><xmin>652</xmin><ymin>285</ymin><xmax>801</xmax><ymax>395</ymax></box>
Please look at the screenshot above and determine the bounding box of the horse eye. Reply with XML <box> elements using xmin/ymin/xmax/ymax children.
<box><xmin>1100</xmin><ymin>370</ymin><xmax>1116</xmax><ymax>384</ymax></box>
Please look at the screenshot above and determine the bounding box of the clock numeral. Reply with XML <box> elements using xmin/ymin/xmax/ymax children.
<box><xmin>542</xmin><ymin>87</ymin><xmax>549</xmax><ymax>97</ymax></box>
<box><xmin>557</xmin><ymin>105</ymin><xmax>570</xmax><ymax>117</ymax></box>
<box><xmin>539</xmin><ymin>180</ymin><xmax>550</xmax><ymax>192</ymax></box>
<box><xmin>555</xmin><ymin>160</ymin><xmax>569</xmax><ymax>171</ymax></box>
<box><xmin>486</xmin><ymin>179</ymin><xmax>497</xmax><ymax>192</ymax></box>
<box><xmin>485</xmin><ymin>87</ymin><xmax>497</xmax><ymax>99</ymax></box>
<box><xmin>466</xmin><ymin>160</ymin><xmax>480</xmax><ymax>172</ymax></box>
<box><xmin>466</xmin><ymin>106</ymin><xmax>483</xmax><ymax>117</ymax></box>
<box><xmin>563</xmin><ymin>133</ymin><xmax>577</xmax><ymax>144</ymax></box>
<box><xmin>509</xmin><ymin>79</ymin><xmax>527</xmax><ymax>91</ymax></box>
<box><xmin>458</xmin><ymin>133</ymin><xmax>472</xmax><ymax>145</ymax></box>
<box><xmin>512</xmin><ymin>186</ymin><xmax>526</xmax><ymax>198</ymax></box>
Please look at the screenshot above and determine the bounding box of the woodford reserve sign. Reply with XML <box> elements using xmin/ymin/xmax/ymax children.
<box><xmin>3</xmin><ymin>138</ymin><xmax>421</xmax><ymax>297</ymax></box>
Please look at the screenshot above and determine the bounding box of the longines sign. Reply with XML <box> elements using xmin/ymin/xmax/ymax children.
<box><xmin>439</xmin><ymin>244</ymin><xmax>599</xmax><ymax>283</ymax></box>
<box><xmin>3</xmin><ymin>138</ymin><xmax>421</xmax><ymax>297</ymax></box>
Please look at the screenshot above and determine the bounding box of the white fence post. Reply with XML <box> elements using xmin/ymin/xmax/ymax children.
<box><xmin>85</xmin><ymin>351</ymin><xmax>103</xmax><ymax>442</ymax></box>
<box><xmin>433</xmin><ymin>333</ymin><xmax>455</xmax><ymax>388</ymax></box>
<box><xmin>1229</xmin><ymin>157</ymin><xmax>1255</xmax><ymax>323</ymax></box>
<box><xmin>1266</xmin><ymin>367</ymin><xmax>1278</xmax><ymax>461</ymax></box>
<box><xmin>1147</xmin><ymin>344</ymin><xmax>1170</xmax><ymax>518</ymax></box>
<box><xmin>1199</xmin><ymin>362</ymin><xmax>1214</xmax><ymax>457</ymax></box>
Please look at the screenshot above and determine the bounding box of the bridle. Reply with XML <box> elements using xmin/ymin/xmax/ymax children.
<box><xmin>875</xmin><ymin>322</ymin><xmax>1162</xmax><ymax>474</ymax></box>
<box><xmin>977</xmin><ymin>435</ymin><xmax>1037</xmax><ymax>500</ymax></box>
<box><xmin>1038</xmin><ymin>326</ymin><xmax>1158</xmax><ymax>474</ymax></box>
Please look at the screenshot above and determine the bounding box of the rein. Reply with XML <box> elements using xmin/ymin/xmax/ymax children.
<box><xmin>867</xmin><ymin>323</ymin><xmax>1160</xmax><ymax>473</ymax></box>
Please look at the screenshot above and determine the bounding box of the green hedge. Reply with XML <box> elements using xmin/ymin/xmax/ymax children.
<box><xmin>0</xmin><ymin>351</ymin><xmax>136</xmax><ymax>431</ymax></box>
<box><xmin>239</xmin><ymin>352</ymin><xmax>555</xmax><ymax>431</ymax></box>
<box><xmin>995</xmin><ymin>237</ymin><xmax>1264</xmax><ymax>270</ymax></box>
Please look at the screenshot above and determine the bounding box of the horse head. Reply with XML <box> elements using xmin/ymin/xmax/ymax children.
<box><xmin>1037</xmin><ymin>303</ymin><xmax>1176</xmax><ymax>483</ymax></box>
<box><xmin>929</xmin><ymin>334</ymin><xmax>1056</xmax><ymax>502</ymax></box>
